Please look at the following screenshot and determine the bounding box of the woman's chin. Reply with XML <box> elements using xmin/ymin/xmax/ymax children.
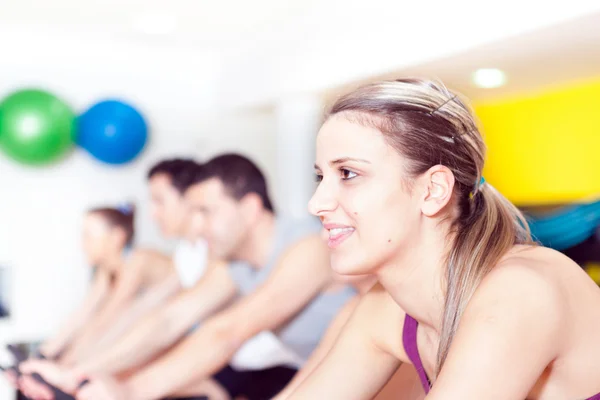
<box><xmin>330</xmin><ymin>254</ymin><xmax>373</xmax><ymax>276</ymax></box>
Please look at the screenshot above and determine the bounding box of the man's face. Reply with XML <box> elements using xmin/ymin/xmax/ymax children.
<box><xmin>148</xmin><ymin>173</ymin><xmax>189</xmax><ymax>238</ymax></box>
<box><xmin>185</xmin><ymin>178</ymin><xmax>249</xmax><ymax>259</ymax></box>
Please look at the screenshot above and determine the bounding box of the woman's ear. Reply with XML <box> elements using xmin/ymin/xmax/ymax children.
<box><xmin>421</xmin><ymin>165</ymin><xmax>455</xmax><ymax>217</ymax></box>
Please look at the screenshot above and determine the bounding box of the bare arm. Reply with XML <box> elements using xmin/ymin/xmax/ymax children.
<box><xmin>39</xmin><ymin>271</ymin><xmax>110</xmax><ymax>359</ymax></box>
<box><xmin>274</xmin><ymin>295</ymin><xmax>361</xmax><ymax>400</ymax></box>
<box><xmin>288</xmin><ymin>287</ymin><xmax>404</xmax><ymax>399</ymax></box>
<box><xmin>74</xmin><ymin>260</ymin><xmax>236</xmax><ymax>377</ymax></box>
<box><xmin>119</xmin><ymin>235</ymin><xmax>336</xmax><ymax>400</ymax></box>
<box><xmin>62</xmin><ymin>251</ymin><xmax>169</xmax><ymax>363</ymax></box>
<box><xmin>72</xmin><ymin>272</ymin><xmax>182</xmax><ymax>363</ymax></box>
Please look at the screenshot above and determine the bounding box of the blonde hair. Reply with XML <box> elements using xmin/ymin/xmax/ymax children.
<box><xmin>328</xmin><ymin>78</ymin><xmax>534</xmax><ymax>376</ymax></box>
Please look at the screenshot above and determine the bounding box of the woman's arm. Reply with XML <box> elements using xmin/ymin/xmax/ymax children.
<box><xmin>288</xmin><ymin>287</ymin><xmax>405</xmax><ymax>399</ymax></box>
<box><xmin>73</xmin><ymin>272</ymin><xmax>182</xmax><ymax>362</ymax></box>
<box><xmin>39</xmin><ymin>270</ymin><xmax>110</xmax><ymax>359</ymax></box>
<box><xmin>73</xmin><ymin>261</ymin><xmax>237</xmax><ymax>379</ymax></box>
<box><xmin>61</xmin><ymin>250</ymin><xmax>169</xmax><ymax>364</ymax></box>
<box><xmin>274</xmin><ymin>296</ymin><xmax>361</xmax><ymax>399</ymax></box>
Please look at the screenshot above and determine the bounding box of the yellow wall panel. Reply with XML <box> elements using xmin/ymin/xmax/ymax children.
<box><xmin>475</xmin><ymin>79</ymin><xmax>600</xmax><ymax>205</ymax></box>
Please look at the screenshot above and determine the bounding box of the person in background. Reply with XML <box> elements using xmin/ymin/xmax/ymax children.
<box><xmin>145</xmin><ymin>158</ymin><xmax>212</xmax><ymax>292</ymax></box>
<box><xmin>19</xmin><ymin>158</ymin><xmax>300</xmax><ymax>400</ymax></box>
<box><xmin>5</xmin><ymin>203</ymin><xmax>171</xmax><ymax>399</ymax></box>
<box><xmin>54</xmin><ymin>203</ymin><xmax>173</xmax><ymax>366</ymax></box>
<box><xmin>55</xmin><ymin>158</ymin><xmax>211</xmax><ymax>364</ymax></box>
<box><xmin>14</xmin><ymin>159</ymin><xmax>213</xmax><ymax>399</ymax></box>
<box><xmin>42</xmin><ymin>203</ymin><xmax>172</xmax><ymax>363</ymax></box>
<box><xmin>66</xmin><ymin>153</ymin><xmax>357</xmax><ymax>400</ymax></box>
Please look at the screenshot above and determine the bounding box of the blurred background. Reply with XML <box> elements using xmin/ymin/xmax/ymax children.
<box><xmin>1</xmin><ymin>0</ymin><xmax>600</xmax><ymax>396</ymax></box>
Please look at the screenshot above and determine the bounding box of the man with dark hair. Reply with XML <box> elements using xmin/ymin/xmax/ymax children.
<box><xmin>72</xmin><ymin>153</ymin><xmax>357</xmax><ymax>400</ymax></box>
<box><xmin>144</xmin><ymin>158</ymin><xmax>215</xmax><ymax>290</ymax></box>
<box><xmin>194</xmin><ymin>153</ymin><xmax>274</xmax><ymax>212</ymax></box>
<box><xmin>146</xmin><ymin>158</ymin><xmax>201</xmax><ymax>238</ymax></box>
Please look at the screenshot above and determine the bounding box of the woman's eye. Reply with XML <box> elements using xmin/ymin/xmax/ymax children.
<box><xmin>315</xmin><ymin>173</ymin><xmax>323</xmax><ymax>183</ymax></box>
<box><xmin>341</xmin><ymin>169</ymin><xmax>357</xmax><ymax>180</ymax></box>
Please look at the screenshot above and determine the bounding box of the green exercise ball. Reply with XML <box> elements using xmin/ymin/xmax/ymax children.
<box><xmin>0</xmin><ymin>89</ymin><xmax>76</xmax><ymax>165</ymax></box>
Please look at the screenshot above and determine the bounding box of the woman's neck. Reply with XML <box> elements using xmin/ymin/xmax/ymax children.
<box><xmin>99</xmin><ymin>249</ymin><xmax>125</xmax><ymax>275</ymax></box>
<box><xmin>376</xmin><ymin>219</ymin><xmax>451</xmax><ymax>333</ymax></box>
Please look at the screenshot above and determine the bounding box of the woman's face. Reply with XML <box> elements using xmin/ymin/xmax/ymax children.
<box><xmin>82</xmin><ymin>213</ymin><xmax>121</xmax><ymax>266</ymax></box>
<box><xmin>309</xmin><ymin>114</ymin><xmax>423</xmax><ymax>275</ymax></box>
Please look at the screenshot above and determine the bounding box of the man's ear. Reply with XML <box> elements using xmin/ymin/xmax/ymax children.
<box><xmin>240</xmin><ymin>193</ymin><xmax>263</xmax><ymax>221</ymax></box>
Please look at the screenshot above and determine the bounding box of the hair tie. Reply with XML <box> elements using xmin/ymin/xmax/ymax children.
<box><xmin>469</xmin><ymin>176</ymin><xmax>486</xmax><ymax>199</ymax></box>
<box><xmin>117</xmin><ymin>203</ymin><xmax>133</xmax><ymax>215</ymax></box>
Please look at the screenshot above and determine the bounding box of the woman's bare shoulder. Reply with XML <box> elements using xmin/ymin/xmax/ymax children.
<box><xmin>356</xmin><ymin>283</ymin><xmax>409</xmax><ymax>361</ymax></box>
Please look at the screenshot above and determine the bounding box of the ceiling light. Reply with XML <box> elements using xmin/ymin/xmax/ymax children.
<box><xmin>132</xmin><ymin>12</ymin><xmax>178</xmax><ymax>35</ymax></box>
<box><xmin>472</xmin><ymin>68</ymin><xmax>507</xmax><ymax>89</ymax></box>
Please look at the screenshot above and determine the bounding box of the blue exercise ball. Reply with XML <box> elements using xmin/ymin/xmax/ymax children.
<box><xmin>77</xmin><ymin>100</ymin><xmax>148</xmax><ymax>165</ymax></box>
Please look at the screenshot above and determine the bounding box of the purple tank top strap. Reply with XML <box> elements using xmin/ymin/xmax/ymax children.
<box><xmin>402</xmin><ymin>315</ymin><xmax>600</xmax><ymax>398</ymax></box>
<box><xmin>402</xmin><ymin>314</ymin><xmax>431</xmax><ymax>393</ymax></box>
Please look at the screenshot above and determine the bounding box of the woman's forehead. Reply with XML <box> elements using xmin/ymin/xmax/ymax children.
<box><xmin>317</xmin><ymin>116</ymin><xmax>398</xmax><ymax>164</ymax></box>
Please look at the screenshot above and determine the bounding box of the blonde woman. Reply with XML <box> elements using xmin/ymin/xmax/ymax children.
<box><xmin>289</xmin><ymin>79</ymin><xmax>600</xmax><ymax>399</ymax></box>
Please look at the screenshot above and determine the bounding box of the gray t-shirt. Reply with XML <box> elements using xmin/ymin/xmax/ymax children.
<box><xmin>228</xmin><ymin>217</ymin><xmax>356</xmax><ymax>361</ymax></box>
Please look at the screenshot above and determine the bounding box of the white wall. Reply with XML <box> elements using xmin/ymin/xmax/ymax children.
<box><xmin>194</xmin><ymin>109</ymin><xmax>278</xmax><ymax>203</ymax></box>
